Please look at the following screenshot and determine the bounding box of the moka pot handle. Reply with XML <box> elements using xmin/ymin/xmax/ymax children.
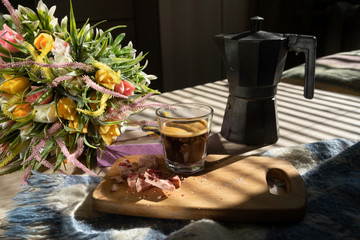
<box><xmin>285</xmin><ymin>34</ymin><xmax>317</xmax><ymax>99</ymax></box>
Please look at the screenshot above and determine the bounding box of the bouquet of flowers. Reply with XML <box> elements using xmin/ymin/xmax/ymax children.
<box><xmin>0</xmin><ymin>0</ymin><xmax>162</xmax><ymax>183</ymax></box>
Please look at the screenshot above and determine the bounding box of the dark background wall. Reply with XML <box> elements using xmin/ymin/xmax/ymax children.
<box><xmin>1</xmin><ymin>0</ymin><xmax>360</xmax><ymax>92</ymax></box>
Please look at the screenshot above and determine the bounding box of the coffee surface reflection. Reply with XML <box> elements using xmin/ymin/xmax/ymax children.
<box><xmin>160</xmin><ymin>120</ymin><xmax>208</xmax><ymax>165</ymax></box>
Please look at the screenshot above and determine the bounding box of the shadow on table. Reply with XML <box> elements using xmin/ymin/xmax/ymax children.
<box><xmin>207</xmin><ymin>133</ymin><xmax>265</xmax><ymax>156</ymax></box>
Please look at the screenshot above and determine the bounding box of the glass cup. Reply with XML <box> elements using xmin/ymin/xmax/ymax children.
<box><xmin>156</xmin><ymin>103</ymin><xmax>213</xmax><ymax>174</ymax></box>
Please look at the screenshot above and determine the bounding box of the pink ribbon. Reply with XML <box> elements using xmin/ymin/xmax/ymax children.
<box><xmin>21</xmin><ymin>122</ymin><xmax>64</xmax><ymax>184</ymax></box>
<box><xmin>51</xmin><ymin>76</ymin><xmax>73</xmax><ymax>87</ymax></box>
<box><xmin>55</xmin><ymin>137</ymin><xmax>96</xmax><ymax>176</ymax></box>
<box><xmin>22</xmin><ymin>122</ymin><xmax>62</xmax><ymax>166</ymax></box>
<box><xmin>22</xmin><ymin>164</ymin><xmax>32</xmax><ymax>185</ymax></box>
<box><xmin>0</xmin><ymin>59</ymin><xmax>94</xmax><ymax>72</ymax></box>
<box><xmin>82</xmin><ymin>75</ymin><xmax>128</xmax><ymax>98</ymax></box>
<box><xmin>1</xmin><ymin>0</ymin><xmax>23</xmax><ymax>35</ymax></box>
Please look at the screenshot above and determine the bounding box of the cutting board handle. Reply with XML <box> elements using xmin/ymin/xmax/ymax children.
<box><xmin>267</xmin><ymin>168</ymin><xmax>299</xmax><ymax>195</ymax></box>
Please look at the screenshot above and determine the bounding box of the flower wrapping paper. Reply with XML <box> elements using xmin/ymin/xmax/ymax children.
<box><xmin>97</xmin><ymin>142</ymin><xmax>163</xmax><ymax>167</ymax></box>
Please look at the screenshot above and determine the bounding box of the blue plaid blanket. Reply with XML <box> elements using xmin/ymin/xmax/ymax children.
<box><xmin>1</xmin><ymin>138</ymin><xmax>359</xmax><ymax>240</ymax></box>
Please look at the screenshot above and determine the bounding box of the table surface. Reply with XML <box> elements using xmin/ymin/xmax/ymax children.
<box><xmin>135</xmin><ymin>80</ymin><xmax>360</xmax><ymax>154</ymax></box>
<box><xmin>1</xmin><ymin>80</ymin><xmax>359</xmax><ymax>228</ymax></box>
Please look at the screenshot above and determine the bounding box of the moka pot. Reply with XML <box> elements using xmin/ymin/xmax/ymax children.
<box><xmin>215</xmin><ymin>16</ymin><xmax>316</xmax><ymax>146</ymax></box>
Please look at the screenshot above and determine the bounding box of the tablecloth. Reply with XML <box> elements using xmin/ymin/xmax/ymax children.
<box><xmin>1</xmin><ymin>138</ymin><xmax>359</xmax><ymax>240</ymax></box>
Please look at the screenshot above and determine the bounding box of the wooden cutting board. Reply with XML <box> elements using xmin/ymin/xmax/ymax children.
<box><xmin>92</xmin><ymin>154</ymin><xmax>307</xmax><ymax>222</ymax></box>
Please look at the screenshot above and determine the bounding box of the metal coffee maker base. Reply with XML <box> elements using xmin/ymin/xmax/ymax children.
<box><xmin>220</xmin><ymin>95</ymin><xmax>279</xmax><ymax>146</ymax></box>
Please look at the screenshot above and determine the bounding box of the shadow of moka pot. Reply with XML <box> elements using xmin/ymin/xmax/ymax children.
<box><xmin>215</xmin><ymin>16</ymin><xmax>316</xmax><ymax>146</ymax></box>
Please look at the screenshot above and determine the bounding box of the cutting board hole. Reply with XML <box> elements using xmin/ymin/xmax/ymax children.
<box><xmin>266</xmin><ymin>168</ymin><xmax>289</xmax><ymax>195</ymax></box>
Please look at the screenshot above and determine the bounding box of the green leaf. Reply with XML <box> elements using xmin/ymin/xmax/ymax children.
<box><xmin>30</xmin><ymin>88</ymin><xmax>53</xmax><ymax>106</ymax></box>
<box><xmin>27</xmin><ymin>122</ymin><xmax>46</xmax><ymax>137</ymax></box>
<box><xmin>69</xmin><ymin>0</ymin><xmax>78</xmax><ymax>56</ymax></box>
<box><xmin>85</xmin><ymin>147</ymin><xmax>94</xmax><ymax>169</ymax></box>
<box><xmin>0</xmin><ymin>117</ymin><xmax>10</xmax><ymax>124</ymax></box>
<box><xmin>0</xmin><ymin>131</ymin><xmax>18</xmax><ymax>147</ymax></box>
<box><xmin>9</xmin><ymin>121</ymin><xmax>32</xmax><ymax>133</ymax></box>
<box><xmin>0</xmin><ymin>39</ymin><xmax>28</xmax><ymax>53</ymax></box>
<box><xmin>33</xmin><ymin>140</ymin><xmax>55</xmax><ymax>171</ymax></box>
<box><xmin>26</xmin><ymin>85</ymin><xmax>48</xmax><ymax>96</ymax></box>
<box><xmin>8</xmin><ymin>135</ymin><xmax>20</xmax><ymax>150</ymax></box>
<box><xmin>53</xmin><ymin>128</ymin><xmax>69</xmax><ymax>138</ymax></box>
<box><xmin>0</xmin><ymin>45</ymin><xmax>11</xmax><ymax>56</ymax></box>
<box><xmin>54</xmin><ymin>151</ymin><xmax>66</xmax><ymax>172</ymax></box>
<box><xmin>111</xmin><ymin>33</ymin><xmax>125</xmax><ymax>52</ymax></box>
<box><xmin>100</xmin><ymin>55</ymin><xmax>145</xmax><ymax>66</ymax></box>
<box><xmin>93</xmin><ymin>37</ymin><xmax>108</xmax><ymax>59</ymax></box>
<box><xmin>0</xmin><ymin>68</ymin><xmax>23</xmax><ymax>75</ymax></box>
<box><xmin>20</xmin><ymin>22</ymin><xmax>37</xmax><ymax>38</ymax></box>
<box><xmin>77</xmin><ymin>19</ymin><xmax>90</xmax><ymax>45</ymax></box>
<box><xmin>0</xmin><ymin>159</ymin><xmax>23</xmax><ymax>176</ymax></box>
<box><xmin>67</xmin><ymin>132</ymin><xmax>77</xmax><ymax>152</ymax></box>
<box><xmin>55</xmin><ymin>85</ymin><xmax>82</xmax><ymax>102</ymax></box>
<box><xmin>19</xmin><ymin>5</ymin><xmax>39</xmax><ymax>21</ymax></box>
<box><xmin>94</xmin><ymin>25</ymin><xmax>125</xmax><ymax>48</ymax></box>
<box><xmin>84</xmin><ymin>135</ymin><xmax>97</xmax><ymax>149</ymax></box>
<box><xmin>27</xmin><ymin>69</ymin><xmax>48</xmax><ymax>83</ymax></box>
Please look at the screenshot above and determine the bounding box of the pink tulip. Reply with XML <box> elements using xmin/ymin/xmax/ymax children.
<box><xmin>106</xmin><ymin>106</ymin><xmax>130</xmax><ymax>121</ymax></box>
<box><xmin>0</xmin><ymin>24</ymin><xmax>24</xmax><ymax>53</ymax></box>
<box><xmin>25</xmin><ymin>86</ymin><xmax>53</xmax><ymax>104</ymax></box>
<box><xmin>114</xmin><ymin>80</ymin><xmax>135</xmax><ymax>96</ymax></box>
<box><xmin>0</xmin><ymin>142</ymin><xmax>9</xmax><ymax>153</ymax></box>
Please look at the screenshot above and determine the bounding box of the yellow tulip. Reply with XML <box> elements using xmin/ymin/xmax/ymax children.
<box><xmin>95</xmin><ymin>69</ymin><xmax>118</xmax><ymax>90</ymax></box>
<box><xmin>56</xmin><ymin>97</ymin><xmax>77</xmax><ymax>121</ymax></box>
<box><xmin>99</xmin><ymin>122</ymin><xmax>120</xmax><ymax>145</ymax></box>
<box><xmin>34</xmin><ymin>33</ymin><xmax>54</xmax><ymax>52</ymax></box>
<box><xmin>12</xmin><ymin>103</ymin><xmax>32</xmax><ymax>118</ymax></box>
<box><xmin>0</xmin><ymin>75</ymin><xmax>30</xmax><ymax>94</ymax></box>
<box><xmin>69</xmin><ymin>116</ymin><xmax>88</xmax><ymax>133</ymax></box>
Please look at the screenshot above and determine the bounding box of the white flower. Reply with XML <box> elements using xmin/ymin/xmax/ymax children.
<box><xmin>51</xmin><ymin>38</ymin><xmax>72</xmax><ymax>74</ymax></box>
<box><xmin>0</xmin><ymin>94</ymin><xmax>12</xmax><ymax>111</ymax></box>
<box><xmin>83</xmin><ymin>24</ymin><xmax>92</xmax><ymax>41</ymax></box>
<box><xmin>34</xmin><ymin>102</ymin><xmax>57</xmax><ymax>123</ymax></box>
<box><xmin>50</xmin><ymin>18</ymin><xmax>59</xmax><ymax>28</ymax></box>
<box><xmin>19</xmin><ymin>123</ymin><xmax>32</xmax><ymax>141</ymax></box>
<box><xmin>60</xmin><ymin>16</ymin><xmax>68</xmax><ymax>31</ymax></box>
<box><xmin>36</xmin><ymin>1</ymin><xmax>58</xmax><ymax>31</ymax></box>
<box><xmin>19</xmin><ymin>141</ymin><xmax>30</xmax><ymax>159</ymax></box>
<box><xmin>48</xmin><ymin>6</ymin><xmax>56</xmax><ymax>18</ymax></box>
<box><xmin>138</xmin><ymin>70</ymin><xmax>157</xmax><ymax>85</ymax></box>
<box><xmin>0</xmin><ymin>118</ymin><xmax>13</xmax><ymax>129</ymax></box>
<box><xmin>52</xmin><ymin>38</ymin><xmax>71</xmax><ymax>57</ymax></box>
<box><xmin>65</xmin><ymin>76</ymin><xmax>85</xmax><ymax>96</ymax></box>
<box><xmin>54</xmin><ymin>54</ymin><xmax>72</xmax><ymax>65</ymax></box>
